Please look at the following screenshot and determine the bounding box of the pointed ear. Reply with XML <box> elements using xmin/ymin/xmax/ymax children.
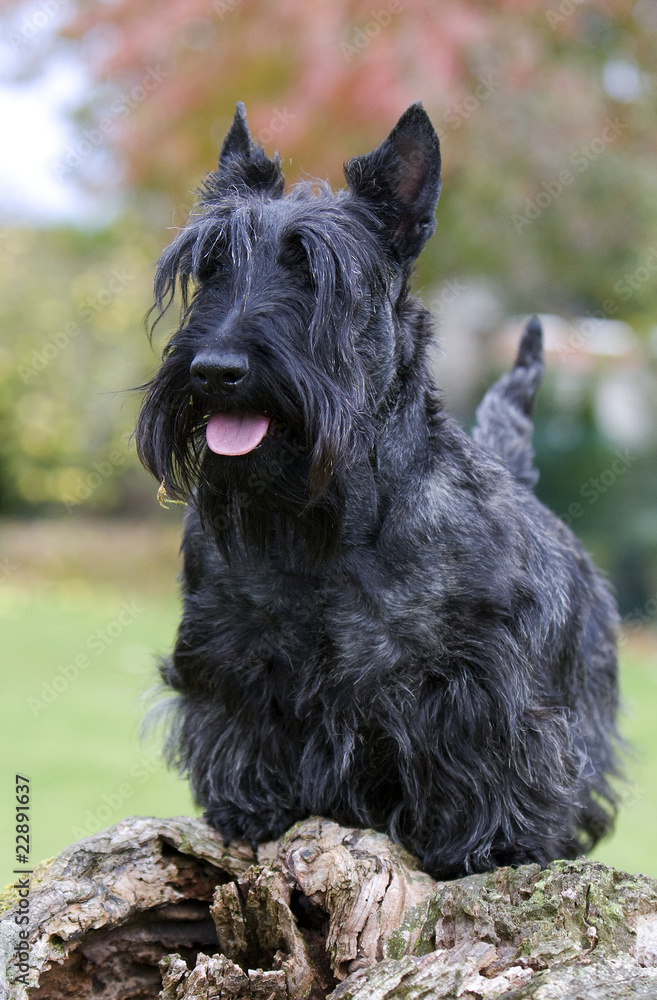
<box><xmin>344</xmin><ymin>102</ymin><xmax>441</xmax><ymax>262</ymax></box>
<box><xmin>203</xmin><ymin>102</ymin><xmax>285</xmax><ymax>200</ymax></box>
<box><xmin>219</xmin><ymin>101</ymin><xmax>254</xmax><ymax>164</ymax></box>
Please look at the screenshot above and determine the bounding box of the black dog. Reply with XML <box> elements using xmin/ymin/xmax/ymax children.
<box><xmin>137</xmin><ymin>102</ymin><xmax>620</xmax><ymax>879</ymax></box>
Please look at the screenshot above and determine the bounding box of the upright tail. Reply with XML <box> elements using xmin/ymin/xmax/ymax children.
<box><xmin>472</xmin><ymin>316</ymin><xmax>544</xmax><ymax>489</ymax></box>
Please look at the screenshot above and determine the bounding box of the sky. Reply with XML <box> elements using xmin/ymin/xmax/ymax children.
<box><xmin>0</xmin><ymin>63</ymin><xmax>89</xmax><ymax>221</ymax></box>
<box><xmin>0</xmin><ymin>0</ymin><xmax>105</xmax><ymax>225</ymax></box>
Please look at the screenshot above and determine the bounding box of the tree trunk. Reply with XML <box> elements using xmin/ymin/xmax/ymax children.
<box><xmin>1</xmin><ymin>815</ymin><xmax>657</xmax><ymax>999</ymax></box>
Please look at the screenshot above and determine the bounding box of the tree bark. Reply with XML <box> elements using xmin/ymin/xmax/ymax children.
<box><xmin>1</xmin><ymin>815</ymin><xmax>657</xmax><ymax>1000</ymax></box>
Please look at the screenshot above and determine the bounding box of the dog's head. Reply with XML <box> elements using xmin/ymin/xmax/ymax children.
<box><xmin>136</xmin><ymin>102</ymin><xmax>441</xmax><ymax>558</ymax></box>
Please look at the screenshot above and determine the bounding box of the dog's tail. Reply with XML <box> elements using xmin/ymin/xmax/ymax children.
<box><xmin>472</xmin><ymin>316</ymin><xmax>544</xmax><ymax>488</ymax></box>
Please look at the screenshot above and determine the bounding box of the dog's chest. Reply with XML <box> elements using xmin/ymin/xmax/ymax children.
<box><xmin>209</xmin><ymin>555</ymin><xmax>434</xmax><ymax>679</ymax></box>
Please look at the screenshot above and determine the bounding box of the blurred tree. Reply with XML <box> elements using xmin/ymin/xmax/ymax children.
<box><xmin>5</xmin><ymin>0</ymin><xmax>653</xmax><ymax>318</ymax></box>
<box><xmin>0</xmin><ymin>219</ymin><xmax>159</xmax><ymax>513</ymax></box>
<box><xmin>0</xmin><ymin>0</ymin><xmax>656</xmax><ymax>597</ymax></box>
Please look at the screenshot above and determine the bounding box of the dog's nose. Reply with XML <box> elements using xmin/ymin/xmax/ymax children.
<box><xmin>190</xmin><ymin>350</ymin><xmax>250</xmax><ymax>392</ymax></box>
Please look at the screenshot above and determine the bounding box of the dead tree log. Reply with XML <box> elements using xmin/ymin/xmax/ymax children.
<box><xmin>1</xmin><ymin>815</ymin><xmax>657</xmax><ymax>999</ymax></box>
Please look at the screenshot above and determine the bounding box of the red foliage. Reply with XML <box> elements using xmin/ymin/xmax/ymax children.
<box><xmin>47</xmin><ymin>0</ymin><xmax>619</xmax><ymax>197</ymax></box>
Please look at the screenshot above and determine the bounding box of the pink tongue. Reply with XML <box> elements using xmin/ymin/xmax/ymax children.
<box><xmin>206</xmin><ymin>413</ymin><xmax>270</xmax><ymax>456</ymax></box>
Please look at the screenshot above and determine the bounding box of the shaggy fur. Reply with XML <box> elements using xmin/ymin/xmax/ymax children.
<box><xmin>137</xmin><ymin>102</ymin><xmax>620</xmax><ymax>879</ymax></box>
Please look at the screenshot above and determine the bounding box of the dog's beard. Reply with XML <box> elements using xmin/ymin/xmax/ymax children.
<box><xmin>137</xmin><ymin>361</ymin><xmax>375</xmax><ymax>569</ymax></box>
<box><xmin>195</xmin><ymin>441</ymin><xmax>344</xmax><ymax>568</ymax></box>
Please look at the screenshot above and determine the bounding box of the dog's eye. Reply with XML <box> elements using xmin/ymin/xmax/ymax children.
<box><xmin>213</xmin><ymin>255</ymin><xmax>231</xmax><ymax>275</ymax></box>
<box><xmin>196</xmin><ymin>254</ymin><xmax>231</xmax><ymax>283</ymax></box>
<box><xmin>279</xmin><ymin>237</ymin><xmax>310</xmax><ymax>276</ymax></box>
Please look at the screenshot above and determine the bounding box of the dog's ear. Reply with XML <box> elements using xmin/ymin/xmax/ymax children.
<box><xmin>219</xmin><ymin>101</ymin><xmax>254</xmax><ymax>164</ymax></box>
<box><xmin>203</xmin><ymin>102</ymin><xmax>285</xmax><ymax>199</ymax></box>
<box><xmin>344</xmin><ymin>102</ymin><xmax>441</xmax><ymax>262</ymax></box>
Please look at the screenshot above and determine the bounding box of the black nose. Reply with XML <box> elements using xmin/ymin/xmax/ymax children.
<box><xmin>190</xmin><ymin>350</ymin><xmax>250</xmax><ymax>392</ymax></box>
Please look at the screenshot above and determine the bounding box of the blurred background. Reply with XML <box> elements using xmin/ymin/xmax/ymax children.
<box><xmin>1</xmin><ymin>0</ymin><xmax>656</xmax><ymax>885</ymax></box>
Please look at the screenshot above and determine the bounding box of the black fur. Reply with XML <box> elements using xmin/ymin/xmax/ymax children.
<box><xmin>137</xmin><ymin>102</ymin><xmax>620</xmax><ymax>879</ymax></box>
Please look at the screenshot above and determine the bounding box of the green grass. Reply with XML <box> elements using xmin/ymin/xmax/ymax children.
<box><xmin>590</xmin><ymin>640</ymin><xmax>657</xmax><ymax>877</ymax></box>
<box><xmin>2</xmin><ymin>562</ymin><xmax>656</xmax><ymax>887</ymax></box>
<box><xmin>1</xmin><ymin>582</ymin><xmax>198</xmax><ymax>888</ymax></box>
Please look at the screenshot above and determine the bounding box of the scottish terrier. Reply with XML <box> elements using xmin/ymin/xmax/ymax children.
<box><xmin>137</xmin><ymin>102</ymin><xmax>620</xmax><ymax>879</ymax></box>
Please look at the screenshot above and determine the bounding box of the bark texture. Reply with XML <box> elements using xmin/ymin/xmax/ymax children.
<box><xmin>1</xmin><ymin>815</ymin><xmax>656</xmax><ymax>1000</ymax></box>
